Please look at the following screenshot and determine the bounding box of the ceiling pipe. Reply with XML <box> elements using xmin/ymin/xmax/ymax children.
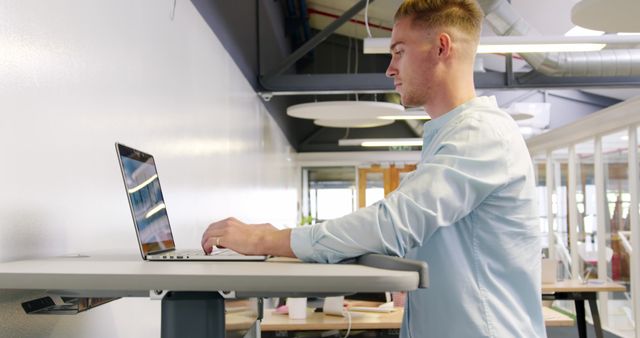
<box><xmin>478</xmin><ymin>0</ymin><xmax>640</xmax><ymax>77</ymax></box>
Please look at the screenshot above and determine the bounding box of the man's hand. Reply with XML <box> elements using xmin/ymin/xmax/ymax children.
<box><xmin>201</xmin><ymin>217</ymin><xmax>295</xmax><ymax>257</ymax></box>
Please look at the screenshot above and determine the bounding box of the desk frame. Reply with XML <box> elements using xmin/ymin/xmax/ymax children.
<box><xmin>543</xmin><ymin>291</ymin><xmax>602</xmax><ymax>338</ymax></box>
<box><xmin>161</xmin><ymin>291</ymin><xmax>228</xmax><ymax>337</ymax></box>
<box><xmin>541</xmin><ymin>281</ymin><xmax>626</xmax><ymax>338</ymax></box>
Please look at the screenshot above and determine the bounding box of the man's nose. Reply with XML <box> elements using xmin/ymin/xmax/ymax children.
<box><xmin>385</xmin><ymin>64</ymin><xmax>396</xmax><ymax>78</ymax></box>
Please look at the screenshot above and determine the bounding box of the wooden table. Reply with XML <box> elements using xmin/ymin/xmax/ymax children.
<box><xmin>228</xmin><ymin>307</ymin><xmax>403</xmax><ymax>331</ymax></box>
<box><xmin>226</xmin><ymin>304</ymin><xmax>403</xmax><ymax>338</ymax></box>
<box><xmin>542</xmin><ymin>280</ymin><xmax>626</xmax><ymax>338</ymax></box>
<box><xmin>226</xmin><ymin>301</ymin><xmax>577</xmax><ymax>335</ymax></box>
<box><xmin>542</xmin><ymin>307</ymin><xmax>574</xmax><ymax>327</ymax></box>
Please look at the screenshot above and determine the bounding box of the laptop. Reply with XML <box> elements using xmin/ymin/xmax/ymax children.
<box><xmin>115</xmin><ymin>142</ymin><xmax>267</xmax><ymax>261</ymax></box>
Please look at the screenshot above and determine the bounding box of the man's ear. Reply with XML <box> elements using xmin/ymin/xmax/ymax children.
<box><xmin>437</xmin><ymin>33</ymin><xmax>452</xmax><ymax>57</ymax></box>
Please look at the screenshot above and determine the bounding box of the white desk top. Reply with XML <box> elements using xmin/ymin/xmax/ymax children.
<box><xmin>0</xmin><ymin>254</ymin><xmax>420</xmax><ymax>297</ymax></box>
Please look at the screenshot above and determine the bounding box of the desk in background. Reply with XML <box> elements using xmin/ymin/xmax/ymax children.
<box><xmin>542</xmin><ymin>280</ymin><xmax>626</xmax><ymax>338</ymax></box>
<box><xmin>225</xmin><ymin>300</ymin><xmax>577</xmax><ymax>337</ymax></box>
<box><xmin>227</xmin><ymin>304</ymin><xmax>403</xmax><ymax>338</ymax></box>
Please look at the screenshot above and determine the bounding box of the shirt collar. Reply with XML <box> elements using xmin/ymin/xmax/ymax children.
<box><xmin>422</xmin><ymin>96</ymin><xmax>498</xmax><ymax>135</ymax></box>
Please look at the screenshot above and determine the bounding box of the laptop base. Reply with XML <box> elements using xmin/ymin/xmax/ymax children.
<box><xmin>147</xmin><ymin>249</ymin><xmax>267</xmax><ymax>261</ymax></box>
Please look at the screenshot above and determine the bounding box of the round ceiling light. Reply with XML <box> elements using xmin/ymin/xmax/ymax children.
<box><xmin>572</xmin><ymin>0</ymin><xmax>640</xmax><ymax>32</ymax></box>
<box><xmin>287</xmin><ymin>101</ymin><xmax>405</xmax><ymax>120</ymax></box>
<box><xmin>314</xmin><ymin>118</ymin><xmax>394</xmax><ymax>128</ymax></box>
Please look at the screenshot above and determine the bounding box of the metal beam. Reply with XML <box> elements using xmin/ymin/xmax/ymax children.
<box><xmin>261</xmin><ymin>73</ymin><xmax>394</xmax><ymax>93</ymax></box>
<box><xmin>505</xmin><ymin>53</ymin><xmax>514</xmax><ymax>87</ymax></box>
<box><xmin>259</xmin><ymin>72</ymin><xmax>640</xmax><ymax>97</ymax></box>
<box><xmin>262</xmin><ymin>0</ymin><xmax>374</xmax><ymax>79</ymax></box>
<box><xmin>546</xmin><ymin>90</ymin><xmax>621</xmax><ymax>107</ymax></box>
<box><xmin>300</xmin><ymin>126</ymin><xmax>328</xmax><ymax>146</ymax></box>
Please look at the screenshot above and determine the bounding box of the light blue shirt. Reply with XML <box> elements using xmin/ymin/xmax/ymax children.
<box><xmin>291</xmin><ymin>96</ymin><xmax>546</xmax><ymax>338</ymax></box>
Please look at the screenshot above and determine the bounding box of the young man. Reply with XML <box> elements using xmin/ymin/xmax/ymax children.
<box><xmin>202</xmin><ymin>0</ymin><xmax>546</xmax><ymax>336</ymax></box>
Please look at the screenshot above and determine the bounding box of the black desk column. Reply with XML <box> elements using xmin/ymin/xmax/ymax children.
<box><xmin>161</xmin><ymin>292</ymin><xmax>225</xmax><ymax>338</ymax></box>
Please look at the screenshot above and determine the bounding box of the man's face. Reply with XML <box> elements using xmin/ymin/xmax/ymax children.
<box><xmin>385</xmin><ymin>17</ymin><xmax>440</xmax><ymax>108</ymax></box>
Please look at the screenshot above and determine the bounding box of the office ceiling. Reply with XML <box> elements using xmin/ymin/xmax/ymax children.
<box><xmin>191</xmin><ymin>0</ymin><xmax>640</xmax><ymax>153</ymax></box>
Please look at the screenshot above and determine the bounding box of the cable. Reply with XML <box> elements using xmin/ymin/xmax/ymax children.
<box><xmin>364</xmin><ymin>0</ymin><xmax>373</xmax><ymax>38</ymax></box>
<box><xmin>170</xmin><ymin>0</ymin><xmax>176</xmax><ymax>20</ymax></box>
<box><xmin>354</xmin><ymin>38</ymin><xmax>359</xmax><ymax>101</ymax></box>
<box><xmin>342</xmin><ymin>127</ymin><xmax>351</xmax><ymax>140</ymax></box>
<box><xmin>354</xmin><ymin>34</ymin><xmax>359</xmax><ymax>74</ymax></box>
<box><xmin>343</xmin><ymin>310</ymin><xmax>352</xmax><ymax>338</ymax></box>
<box><xmin>347</xmin><ymin>37</ymin><xmax>352</xmax><ymax>74</ymax></box>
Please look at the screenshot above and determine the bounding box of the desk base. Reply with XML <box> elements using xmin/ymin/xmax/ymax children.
<box><xmin>161</xmin><ymin>292</ymin><xmax>226</xmax><ymax>338</ymax></box>
<box><xmin>543</xmin><ymin>291</ymin><xmax>603</xmax><ymax>338</ymax></box>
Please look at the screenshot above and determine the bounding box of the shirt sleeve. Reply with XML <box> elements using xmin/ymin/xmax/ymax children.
<box><xmin>291</xmin><ymin>116</ymin><xmax>510</xmax><ymax>263</ymax></box>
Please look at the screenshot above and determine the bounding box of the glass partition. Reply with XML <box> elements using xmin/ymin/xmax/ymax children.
<box><xmin>525</xmin><ymin>99</ymin><xmax>640</xmax><ymax>336</ymax></box>
<box><xmin>551</xmin><ymin>148</ymin><xmax>571</xmax><ymax>280</ymax></box>
<box><xmin>533</xmin><ymin>157</ymin><xmax>549</xmax><ymax>251</ymax></box>
<box><xmin>302</xmin><ymin>167</ymin><xmax>356</xmax><ymax>224</ymax></box>
<box><xmin>602</xmin><ymin>130</ymin><xmax>635</xmax><ymax>334</ymax></box>
<box><xmin>575</xmin><ymin>140</ymin><xmax>597</xmax><ymax>280</ymax></box>
<box><xmin>602</xmin><ymin>130</ymin><xmax>630</xmax><ymax>287</ymax></box>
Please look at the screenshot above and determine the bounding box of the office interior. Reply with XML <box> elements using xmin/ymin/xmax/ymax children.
<box><xmin>1</xmin><ymin>0</ymin><xmax>639</xmax><ymax>337</ymax></box>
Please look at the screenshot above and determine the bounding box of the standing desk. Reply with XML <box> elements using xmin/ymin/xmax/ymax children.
<box><xmin>0</xmin><ymin>253</ymin><xmax>427</xmax><ymax>338</ymax></box>
<box><xmin>542</xmin><ymin>280</ymin><xmax>626</xmax><ymax>338</ymax></box>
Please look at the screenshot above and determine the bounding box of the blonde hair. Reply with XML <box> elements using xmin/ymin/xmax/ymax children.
<box><xmin>394</xmin><ymin>0</ymin><xmax>483</xmax><ymax>40</ymax></box>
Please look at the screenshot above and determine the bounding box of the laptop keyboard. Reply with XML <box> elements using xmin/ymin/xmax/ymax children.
<box><xmin>161</xmin><ymin>249</ymin><xmax>239</xmax><ymax>259</ymax></box>
<box><xmin>209</xmin><ymin>249</ymin><xmax>238</xmax><ymax>256</ymax></box>
<box><xmin>176</xmin><ymin>250</ymin><xmax>207</xmax><ymax>256</ymax></box>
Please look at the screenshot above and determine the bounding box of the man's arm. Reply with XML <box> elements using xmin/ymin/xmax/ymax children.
<box><xmin>286</xmin><ymin>117</ymin><xmax>511</xmax><ymax>264</ymax></box>
<box><xmin>201</xmin><ymin>217</ymin><xmax>295</xmax><ymax>257</ymax></box>
<box><xmin>260</xmin><ymin>228</ymin><xmax>296</xmax><ymax>257</ymax></box>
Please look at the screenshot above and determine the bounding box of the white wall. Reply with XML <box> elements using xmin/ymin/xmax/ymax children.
<box><xmin>0</xmin><ymin>0</ymin><xmax>297</xmax><ymax>336</ymax></box>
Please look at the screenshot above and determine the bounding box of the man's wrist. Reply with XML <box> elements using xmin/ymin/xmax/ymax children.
<box><xmin>256</xmin><ymin>228</ymin><xmax>294</xmax><ymax>257</ymax></box>
<box><xmin>251</xmin><ymin>229</ymin><xmax>270</xmax><ymax>255</ymax></box>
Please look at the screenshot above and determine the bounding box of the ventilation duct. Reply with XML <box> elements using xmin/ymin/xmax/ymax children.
<box><xmin>477</xmin><ymin>0</ymin><xmax>640</xmax><ymax>77</ymax></box>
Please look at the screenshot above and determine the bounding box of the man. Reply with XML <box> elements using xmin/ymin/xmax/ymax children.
<box><xmin>202</xmin><ymin>0</ymin><xmax>546</xmax><ymax>337</ymax></box>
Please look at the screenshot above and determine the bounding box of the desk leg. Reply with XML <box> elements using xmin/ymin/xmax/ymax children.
<box><xmin>575</xmin><ymin>299</ymin><xmax>587</xmax><ymax>338</ymax></box>
<box><xmin>588</xmin><ymin>297</ymin><xmax>604</xmax><ymax>338</ymax></box>
<box><xmin>161</xmin><ymin>292</ymin><xmax>225</xmax><ymax>338</ymax></box>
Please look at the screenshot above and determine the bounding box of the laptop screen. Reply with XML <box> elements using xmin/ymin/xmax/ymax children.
<box><xmin>116</xmin><ymin>144</ymin><xmax>176</xmax><ymax>255</ymax></box>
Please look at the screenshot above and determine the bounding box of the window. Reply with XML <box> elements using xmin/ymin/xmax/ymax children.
<box><xmin>302</xmin><ymin>167</ymin><xmax>356</xmax><ymax>224</ymax></box>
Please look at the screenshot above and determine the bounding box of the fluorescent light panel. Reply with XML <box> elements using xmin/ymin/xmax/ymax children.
<box><xmin>339</xmin><ymin>138</ymin><xmax>423</xmax><ymax>147</ymax></box>
<box><xmin>476</xmin><ymin>43</ymin><xmax>605</xmax><ymax>53</ymax></box>
<box><xmin>565</xmin><ymin>26</ymin><xmax>604</xmax><ymax>37</ymax></box>
<box><xmin>378</xmin><ymin>115</ymin><xmax>431</xmax><ymax>120</ymax></box>
<box><xmin>364</xmin><ymin>35</ymin><xmax>640</xmax><ymax>54</ymax></box>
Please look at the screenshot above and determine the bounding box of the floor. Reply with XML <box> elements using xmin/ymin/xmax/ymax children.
<box><xmin>548</xmin><ymin>298</ymin><xmax>635</xmax><ymax>338</ymax></box>
<box><xmin>547</xmin><ymin>323</ymin><xmax>623</xmax><ymax>338</ymax></box>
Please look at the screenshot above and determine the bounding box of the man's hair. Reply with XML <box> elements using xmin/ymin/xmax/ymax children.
<box><xmin>394</xmin><ymin>0</ymin><xmax>484</xmax><ymax>40</ymax></box>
